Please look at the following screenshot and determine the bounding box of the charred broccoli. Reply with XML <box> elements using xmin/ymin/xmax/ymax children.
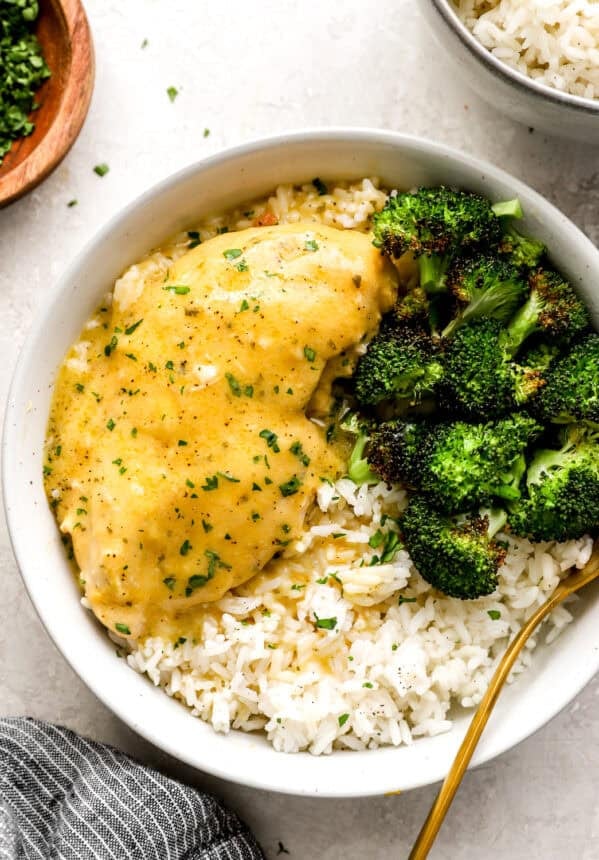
<box><xmin>492</xmin><ymin>198</ymin><xmax>546</xmax><ymax>270</ymax></box>
<box><xmin>442</xmin><ymin>254</ymin><xmax>528</xmax><ymax>338</ymax></box>
<box><xmin>372</xmin><ymin>186</ymin><xmax>504</xmax><ymax>293</ymax></box>
<box><xmin>368</xmin><ymin>413</ymin><xmax>541</xmax><ymax>512</ymax></box>
<box><xmin>505</xmin><ymin>267</ymin><xmax>590</xmax><ymax>355</ymax></box>
<box><xmin>535</xmin><ymin>333</ymin><xmax>599</xmax><ymax>426</ymax></box>
<box><xmin>441</xmin><ymin>318</ymin><xmax>547</xmax><ymax>418</ymax></box>
<box><xmin>509</xmin><ymin>425</ymin><xmax>599</xmax><ymax>541</ymax></box>
<box><xmin>401</xmin><ymin>496</ymin><xmax>508</xmax><ymax>599</ymax></box>
<box><xmin>354</xmin><ymin>320</ymin><xmax>444</xmax><ymax>408</ymax></box>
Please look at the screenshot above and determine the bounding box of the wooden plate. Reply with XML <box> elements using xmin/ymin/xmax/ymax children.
<box><xmin>0</xmin><ymin>0</ymin><xmax>94</xmax><ymax>208</ymax></box>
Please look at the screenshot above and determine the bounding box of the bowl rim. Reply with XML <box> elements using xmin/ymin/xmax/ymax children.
<box><xmin>4</xmin><ymin>127</ymin><xmax>599</xmax><ymax>797</ymax></box>
<box><xmin>430</xmin><ymin>0</ymin><xmax>599</xmax><ymax>115</ymax></box>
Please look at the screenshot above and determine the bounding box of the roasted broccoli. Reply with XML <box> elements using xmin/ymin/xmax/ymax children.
<box><xmin>442</xmin><ymin>254</ymin><xmax>528</xmax><ymax>338</ymax></box>
<box><xmin>341</xmin><ymin>413</ymin><xmax>380</xmax><ymax>485</ymax></box>
<box><xmin>368</xmin><ymin>413</ymin><xmax>541</xmax><ymax>512</ymax></box>
<box><xmin>535</xmin><ymin>333</ymin><xmax>599</xmax><ymax>426</ymax></box>
<box><xmin>491</xmin><ymin>197</ymin><xmax>546</xmax><ymax>270</ymax></box>
<box><xmin>505</xmin><ymin>267</ymin><xmax>590</xmax><ymax>356</ymax></box>
<box><xmin>509</xmin><ymin>424</ymin><xmax>599</xmax><ymax>541</ymax></box>
<box><xmin>354</xmin><ymin>320</ymin><xmax>444</xmax><ymax>408</ymax></box>
<box><xmin>401</xmin><ymin>496</ymin><xmax>508</xmax><ymax>599</ymax></box>
<box><xmin>372</xmin><ymin>187</ymin><xmax>503</xmax><ymax>293</ymax></box>
<box><xmin>441</xmin><ymin>318</ymin><xmax>547</xmax><ymax>418</ymax></box>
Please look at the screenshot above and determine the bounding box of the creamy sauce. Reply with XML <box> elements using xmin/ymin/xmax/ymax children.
<box><xmin>45</xmin><ymin>223</ymin><xmax>397</xmax><ymax>639</ymax></box>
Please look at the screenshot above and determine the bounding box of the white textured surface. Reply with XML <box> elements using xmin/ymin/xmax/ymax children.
<box><xmin>1</xmin><ymin>2</ymin><xmax>598</xmax><ymax>857</ymax></box>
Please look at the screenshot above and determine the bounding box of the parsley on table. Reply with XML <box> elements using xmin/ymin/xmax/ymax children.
<box><xmin>94</xmin><ymin>163</ymin><xmax>109</xmax><ymax>177</ymax></box>
<box><xmin>166</xmin><ymin>86</ymin><xmax>179</xmax><ymax>102</ymax></box>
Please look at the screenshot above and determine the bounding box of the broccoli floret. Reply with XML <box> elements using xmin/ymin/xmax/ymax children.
<box><xmin>442</xmin><ymin>254</ymin><xmax>528</xmax><ymax>338</ymax></box>
<box><xmin>368</xmin><ymin>413</ymin><xmax>541</xmax><ymax>512</ymax></box>
<box><xmin>341</xmin><ymin>413</ymin><xmax>379</xmax><ymax>485</ymax></box>
<box><xmin>491</xmin><ymin>198</ymin><xmax>546</xmax><ymax>270</ymax></box>
<box><xmin>354</xmin><ymin>320</ymin><xmax>444</xmax><ymax>408</ymax></box>
<box><xmin>372</xmin><ymin>187</ymin><xmax>503</xmax><ymax>293</ymax></box>
<box><xmin>509</xmin><ymin>424</ymin><xmax>599</xmax><ymax>541</ymax></box>
<box><xmin>505</xmin><ymin>267</ymin><xmax>590</xmax><ymax>356</ymax></box>
<box><xmin>441</xmin><ymin>318</ymin><xmax>546</xmax><ymax>418</ymax></box>
<box><xmin>401</xmin><ymin>496</ymin><xmax>508</xmax><ymax>599</ymax></box>
<box><xmin>535</xmin><ymin>333</ymin><xmax>599</xmax><ymax>426</ymax></box>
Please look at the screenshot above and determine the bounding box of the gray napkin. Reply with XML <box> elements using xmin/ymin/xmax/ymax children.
<box><xmin>0</xmin><ymin>717</ymin><xmax>265</xmax><ymax>859</ymax></box>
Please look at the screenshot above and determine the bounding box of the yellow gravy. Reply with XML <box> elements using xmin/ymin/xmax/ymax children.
<box><xmin>44</xmin><ymin>223</ymin><xmax>397</xmax><ymax>639</ymax></box>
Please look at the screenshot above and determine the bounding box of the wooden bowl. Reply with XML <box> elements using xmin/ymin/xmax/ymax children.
<box><xmin>0</xmin><ymin>0</ymin><xmax>94</xmax><ymax>208</ymax></box>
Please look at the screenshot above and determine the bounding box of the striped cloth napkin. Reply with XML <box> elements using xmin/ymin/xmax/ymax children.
<box><xmin>0</xmin><ymin>717</ymin><xmax>264</xmax><ymax>859</ymax></box>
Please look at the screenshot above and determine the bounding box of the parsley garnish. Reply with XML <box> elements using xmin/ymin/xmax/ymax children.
<box><xmin>115</xmin><ymin>622</ymin><xmax>130</xmax><ymax>635</ymax></box>
<box><xmin>163</xmin><ymin>577</ymin><xmax>176</xmax><ymax>591</ymax></box>
<box><xmin>166</xmin><ymin>86</ymin><xmax>179</xmax><ymax>102</ymax></box>
<box><xmin>279</xmin><ymin>476</ymin><xmax>301</xmax><ymax>497</ymax></box>
<box><xmin>226</xmin><ymin>373</ymin><xmax>242</xmax><ymax>396</ymax></box>
<box><xmin>223</xmin><ymin>248</ymin><xmax>243</xmax><ymax>260</ymax></box>
<box><xmin>488</xmin><ymin>609</ymin><xmax>501</xmax><ymax>620</ymax></box>
<box><xmin>202</xmin><ymin>475</ymin><xmax>219</xmax><ymax>491</ymax></box>
<box><xmin>290</xmin><ymin>441</ymin><xmax>310</xmax><ymax>467</ymax></box>
<box><xmin>338</xmin><ymin>713</ymin><xmax>349</xmax><ymax>727</ymax></box>
<box><xmin>163</xmin><ymin>284</ymin><xmax>190</xmax><ymax>295</ymax></box>
<box><xmin>106</xmin><ymin>419</ymin><xmax>115</xmax><ymax>431</ymax></box>
<box><xmin>185</xmin><ymin>550</ymin><xmax>231</xmax><ymax>596</ymax></box>
<box><xmin>398</xmin><ymin>595</ymin><xmax>417</xmax><ymax>605</ymax></box>
<box><xmin>313</xmin><ymin>613</ymin><xmax>337</xmax><ymax>631</ymax></box>
<box><xmin>94</xmin><ymin>163</ymin><xmax>109</xmax><ymax>177</ymax></box>
<box><xmin>125</xmin><ymin>319</ymin><xmax>143</xmax><ymax>336</ymax></box>
<box><xmin>303</xmin><ymin>345</ymin><xmax>316</xmax><ymax>362</ymax></box>
<box><xmin>304</xmin><ymin>239</ymin><xmax>318</xmax><ymax>252</ymax></box>
<box><xmin>259</xmin><ymin>429</ymin><xmax>280</xmax><ymax>452</ymax></box>
<box><xmin>217</xmin><ymin>471</ymin><xmax>240</xmax><ymax>483</ymax></box>
<box><xmin>67</xmin><ymin>199</ymin><xmax>77</xmax><ymax>208</ymax></box>
<box><xmin>202</xmin><ymin>519</ymin><xmax>213</xmax><ymax>533</ymax></box>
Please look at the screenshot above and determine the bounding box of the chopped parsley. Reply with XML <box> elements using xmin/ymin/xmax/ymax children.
<box><xmin>185</xmin><ymin>550</ymin><xmax>231</xmax><ymax>596</ymax></box>
<box><xmin>368</xmin><ymin>530</ymin><xmax>384</xmax><ymax>549</ymax></box>
<box><xmin>94</xmin><ymin>163</ymin><xmax>109</xmax><ymax>177</ymax></box>
<box><xmin>303</xmin><ymin>345</ymin><xmax>316</xmax><ymax>362</ymax></box>
<box><xmin>202</xmin><ymin>475</ymin><xmax>219</xmax><ymax>491</ymax></box>
<box><xmin>279</xmin><ymin>476</ymin><xmax>301</xmax><ymax>497</ymax></box>
<box><xmin>487</xmin><ymin>610</ymin><xmax>501</xmax><ymax>620</ymax></box>
<box><xmin>104</xmin><ymin>335</ymin><xmax>118</xmax><ymax>356</ymax></box>
<box><xmin>226</xmin><ymin>373</ymin><xmax>242</xmax><ymax>397</ymax></box>
<box><xmin>179</xmin><ymin>539</ymin><xmax>192</xmax><ymax>556</ymax></box>
<box><xmin>124</xmin><ymin>319</ymin><xmax>143</xmax><ymax>336</ymax></box>
<box><xmin>291</xmin><ymin>583</ymin><xmax>305</xmax><ymax>591</ymax></box>
<box><xmin>313</xmin><ymin>613</ymin><xmax>337</xmax><ymax>631</ymax></box>
<box><xmin>186</xmin><ymin>478</ymin><xmax>195</xmax><ymax>488</ymax></box>
<box><xmin>202</xmin><ymin>519</ymin><xmax>213</xmax><ymax>533</ymax></box>
<box><xmin>338</xmin><ymin>713</ymin><xmax>349</xmax><ymax>727</ymax></box>
<box><xmin>290</xmin><ymin>441</ymin><xmax>310</xmax><ymax>467</ymax></box>
<box><xmin>259</xmin><ymin>429</ymin><xmax>280</xmax><ymax>452</ymax></box>
<box><xmin>239</xmin><ymin>299</ymin><xmax>250</xmax><ymax>312</ymax></box>
<box><xmin>398</xmin><ymin>595</ymin><xmax>417</xmax><ymax>605</ymax></box>
<box><xmin>223</xmin><ymin>248</ymin><xmax>243</xmax><ymax>260</ymax></box>
<box><xmin>217</xmin><ymin>471</ymin><xmax>240</xmax><ymax>483</ymax></box>
<box><xmin>106</xmin><ymin>419</ymin><xmax>116</xmax><ymax>432</ymax></box>
<box><xmin>166</xmin><ymin>86</ymin><xmax>179</xmax><ymax>102</ymax></box>
<box><xmin>163</xmin><ymin>577</ymin><xmax>176</xmax><ymax>591</ymax></box>
<box><xmin>203</xmin><ymin>128</ymin><xmax>210</xmax><ymax>137</ymax></box>
<box><xmin>67</xmin><ymin>199</ymin><xmax>78</xmax><ymax>208</ymax></box>
<box><xmin>177</xmin><ymin>439</ymin><xmax>188</xmax><ymax>447</ymax></box>
<box><xmin>115</xmin><ymin>622</ymin><xmax>130</xmax><ymax>635</ymax></box>
<box><xmin>236</xmin><ymin>259</ymin><xmax>249</xmax><ymax>272</ymax></box>
<box><xmin>163</xmin><ymin>284</ymin><xmax>190</xmax><ymax>295</ymax></box>
<box><xmin>362</xmin><ymin>682</ymin><xmax>373</xmax><ymax>689</ymax></box>
<box><xmin>304</xmin><ymin>239</ymin><xmax>319</xmax><ymax>252</ymax></box>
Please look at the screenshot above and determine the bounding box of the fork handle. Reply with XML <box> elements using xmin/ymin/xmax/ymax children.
<box><xmin>408</xmin><ymin>581</ymin><xmax>571</xmax><ymax>860</ymax></box>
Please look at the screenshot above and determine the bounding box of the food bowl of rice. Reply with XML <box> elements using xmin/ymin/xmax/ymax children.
<box><xmin>423</xmin><ymin>1</ymin><xmax>599</xmax><ymax>141</ymax></box>
<box><xmin>3</xmin><ymin>129</ymin><xmax>599</xmax><ymax>796</ymax></box>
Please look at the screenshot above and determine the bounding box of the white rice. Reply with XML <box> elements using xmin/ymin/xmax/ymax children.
<box><xmin>97</xmin><ymin>178</ymin><xmax>593</xmax><ymax>755</ymax></box>
<box><xmin>453</xmin><ymin>0</ymin><xmax>599</xmax><ymax>100</ymax></box>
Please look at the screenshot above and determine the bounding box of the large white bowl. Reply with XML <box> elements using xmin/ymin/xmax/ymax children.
<box><xmin>4</xmin><ymin>129</ymin><xmax>599</xmax><ymax>797</ymax></box>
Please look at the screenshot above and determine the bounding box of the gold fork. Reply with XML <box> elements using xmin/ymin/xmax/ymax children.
<box><xmin>409</xmin><ymin>542</ymin><xmax>599</xmax><ymax>860</ymax></box>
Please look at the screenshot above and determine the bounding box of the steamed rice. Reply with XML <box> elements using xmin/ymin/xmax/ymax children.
<box><xmin>453</xmin><ymin>0</ymin><xmax>599</xmax><ymax>100</ymax></box>
<box><xmin>102</xmin><ymin>178</ymin><xmax>593</xmax><ymax>755</ymax></box>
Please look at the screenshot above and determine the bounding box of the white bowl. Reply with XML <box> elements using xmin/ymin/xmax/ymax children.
<box><xmin>422</xmin><ymin>1</ymin><xmax>599</xmax><ymax>142</ymax></box>
<box><xmin>4</xmin><ymin>129</ymin><xmax>599</xmax><ymax>797</ymax></box>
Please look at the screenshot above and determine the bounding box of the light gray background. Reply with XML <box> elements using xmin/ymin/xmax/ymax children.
<box><xmin>1</xmin><ymin>2</ymin><xmax>598</xmax><ymax>858</ymax></box>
